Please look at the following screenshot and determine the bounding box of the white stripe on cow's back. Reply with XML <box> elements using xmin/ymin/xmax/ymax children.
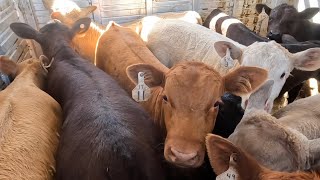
<box><xmin>209</xmin><ymin>12</ymin><xmax>228</xmax><ymax>32</ymax></box>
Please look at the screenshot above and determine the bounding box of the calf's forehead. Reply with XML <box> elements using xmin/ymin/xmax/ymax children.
<box><xmin>271</xmin><ymin>5</ymin><xmax>297</xmax><ymax>18</ymax></box>
<box><xmin>164</xmin><ymin>64</ymin><xmax>223</xmax><ymax>107</ymax></box>
<box><xmin>242</xmin><ymin>42</ymin><xmax>293</xmax><ymax>73</ymax></box>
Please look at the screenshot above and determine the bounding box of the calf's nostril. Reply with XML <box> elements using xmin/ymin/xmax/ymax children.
<box><xmin>170</xmin><ymin>147</ymin><xmax>198</xmax><ymax>161</ymax></box>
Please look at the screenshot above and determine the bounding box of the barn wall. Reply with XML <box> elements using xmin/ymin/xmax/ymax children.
<box><xmin>1</xmin><ymin>0</ymin><xmax>319</xmax><ymax>61</ymax></box>
<box><xmin>31</xmin><ymin>0</ymin><xmax>291</xmax><ymax>29</ymax></box>
<box><xmin>0</xmin><ymin>0</ymin><xmax>36</xmax><ymax>62</ymax></box>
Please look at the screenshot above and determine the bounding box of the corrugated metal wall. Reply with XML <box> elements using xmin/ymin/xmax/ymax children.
<box><xmin>0</xmin><ymin>0</ymin><xmax>36</xmax><ymax>62</ymax></box>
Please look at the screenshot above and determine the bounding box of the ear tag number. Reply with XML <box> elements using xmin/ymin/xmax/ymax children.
<box><xmin>216</xmin><ymin>154</ymin><xmax>238</xmax><ymax>180</ymax></box>
<box><xmin>221</xmin><ymin>48</ymin><xmax>234</xmax><ymax>68</ymax></box>
<box><xmin>132</xmin><ymin>72</ymin><xmax>151</xmax><ymax>102</ymax></box>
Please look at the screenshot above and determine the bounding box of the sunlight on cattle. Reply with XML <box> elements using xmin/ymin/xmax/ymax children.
<box><xmin>138</xmin><ymin>16</ymin><xmax>161</xmax><ymax>42</ymax></box>
<box><xmin>221</xmin><ymin>18</ymin><xmax>242</xmax><ymax>35</ymax></box>
<box><xmin>51</xmin><ymin>0</ymin><xmax>80</xmax><ymax>15</ymax></box>
<box><xmin>298</xmin><ymin>0</ymin><xmax>320</xmax><ymax>23</ymax></box>
<box><xmin>309</xmin><ymin>78</ymin><xmax>319</xmax><ymax>96</ymax></box>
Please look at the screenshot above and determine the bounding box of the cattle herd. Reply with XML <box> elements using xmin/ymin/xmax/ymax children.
<box><xmin>1</xmin><ymin>2</ymin><xmax>320</xmax><ymax>180</ymax></box>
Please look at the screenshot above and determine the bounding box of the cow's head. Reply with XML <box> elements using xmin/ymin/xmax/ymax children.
<box><xmin>0</xmin><ymin>56</ymin><xmax>52</xmax><ymax>89</ymax></box>
<box><xmin>127</xmin><ymin>62</ymin><xmax>268</xmax><ymax>168</ymax></box>
<box><xmin>215</xmin><ymin>40</ymin><xmax>320</xmax><ymax>113</ymax></box>
<box><xmin>256</xmin><ymin>3</ymin><xmax>320</xmax><ymax>41</ymax></box>
<box><xmin>50</xmin><ymin>6</ymin><xmax>97</xmax><ymax>28</ymax></box>
<box><xmin>10</xmin><ymin>18</ymin><xmax>91</xmax><ymax>60</ymax></box>
<box><xmin>206</xmin><ymin>134</ymin><xmax>263</xmax><ymax>179</ymax></box>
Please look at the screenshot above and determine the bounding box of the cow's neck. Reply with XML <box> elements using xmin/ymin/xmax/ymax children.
<box><xmin>310</xmin><ymin>23</ymin><xmax>320</xmax><ymax>40</ymax></box>
<box><xmin>52</xmin><ymin>43</ymin><xmax>79</xmax><ymax>61</ymax></box>
<box><xmin>12</xmin><ymin>66</ymin><xmax>45</xmax><ymax>90</ymax></box>
<box><xmin>141</xmin><ymin>87</ymin><xmax>166</xmax><ymax>135</ymax></box>
<box><xmin>73</xmin><ymin>22</ymin><xmax>105</xmax><ymax>63</ymax></box>
<box><xmin>227</xmin><ymin>24</ymin><xmax>269</xmax><ymax>46</ymax></box>
<box><xmin>295</xmin><ymin>21</ymin><xmax>320</xmax><ymax>41</ymax></box>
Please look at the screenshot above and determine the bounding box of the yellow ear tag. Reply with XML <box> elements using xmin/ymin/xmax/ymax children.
<box><xmin>221</xmin><ymin>48</ymin><xmax>234</xmax><ymax>68</ymax></box>
<box><xmin>216</xmin><ymin>153</ymin><xmax>239</xmax><ymax>180</ymax></box>
<box><xmin>132</xmin><ymin>72</ymin><xmax>151</xmax><ymax>102</ymax></box>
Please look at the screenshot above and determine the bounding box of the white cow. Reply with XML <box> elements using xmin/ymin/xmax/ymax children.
<box><xmin>138</xmin><ymin>18</ymin><xmax>320</xmax><ymax>112</ymax></box>
<box><xmin>229</xmin><ymin>80</ymin><xmax>320</xmax><ymax>172</ymax></box>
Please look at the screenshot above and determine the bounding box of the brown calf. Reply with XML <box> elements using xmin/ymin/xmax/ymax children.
<box><xmin>206</xmin><ymin>134</ymin><xmax>320</xmax><ymax>180</ymax></box>
<box><xmin>92</xmin><ymin>21</ymin><xmax>268</xmax><ymax>168</ymax></box>
<box><xmin>0</xmin><ymin>56</ymin><xmax>62</xmax><ymax>179</ymax></box>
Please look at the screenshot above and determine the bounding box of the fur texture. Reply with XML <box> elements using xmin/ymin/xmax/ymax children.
<box><xmin>229</xmin><ymin>94</ymin><xmax>320</xmax><ymax>171</ymax></box>
<box><xmin>0</xmin><ymin>57</ymin><xmax>62</xmax><ymax>179</ymax></box>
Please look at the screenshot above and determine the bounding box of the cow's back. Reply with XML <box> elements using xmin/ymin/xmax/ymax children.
<box><xmin>96</xmin><ymin>23</ymin><xmax>167</xmax><ymax>94</ymax></box>
<box><xmin>273</xmin><ymin>94</ymin><xmax>320</xmax><ymax>139</ymax></box>
<box><xmin>0</xmin><ymin>79</ymin><xmax>61</xmax><ymax>179</ymax></box>
<box><xmin>48</xmin><ymin>55</ymin><xmax>166</xmax><ymax>180</ymax></box>
<box><xmin>140</xmin><ymin>19</ymin><xmax>243</xmax><ymax>75</ymax></box>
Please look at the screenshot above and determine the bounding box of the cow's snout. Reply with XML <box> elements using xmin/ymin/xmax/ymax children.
<box><xmin>267</xmin><ymin>31</ymin><xmax>282</xmax><ymax>43</ymax></box>
<box><xmin>168</xmin><ymin>147</ymin><xmax>199</xmax><ymax>167</ymax></box>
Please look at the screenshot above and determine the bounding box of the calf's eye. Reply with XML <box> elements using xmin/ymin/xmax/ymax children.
<box><xmin>163</xmin><ymin>95</ymin><xmax>168</xmax><ymax>102</ymax></box>
<box><xmin>280</xmin><ymin>72</ymin><xmax>285</xmax><ymax>79</ymax></box>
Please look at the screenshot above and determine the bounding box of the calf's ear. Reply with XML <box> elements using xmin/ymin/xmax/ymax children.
<box><xmin>70</xmin><ymin>17</ymin><xmax>91</xmax><ymax>35</ymax></box>
<box><xmin>223</xmin><ymin>66</ymin><xmax>268</xmax><ymax>96</ymax></box>
<box><xmin>246</xmin><ymin>80</ymin><xmax>274</xmax><ymax>111</ymax></box>
<box><xmin>206</xmin><ymin>134</ymin><xmax>239</xmax><ymax>175</ymax></box>
<box><xmin>299</xmin><ymin>8</ymin><xmax>320</xmax><ymax>19</ymax></box>
<box><xmin>79</xmin><ymin>6</ymin><xmax>97</xmax><ymax>17</ymax></box>
<box><xmin>10</xmin><ymin>23</ymin><xmax>42</xmax><ymax>42</ymax></box>
<box><xmin>256</xmin><ymin>4</ymin><xmax>272</xmax><ymax>15</ymax></box>
<box><xmin>214</xmin><ymin>41</ymin><xmax>243</xmax><ymax>61</ymax></box>
<box><xmin>126</xmin><ymin>63</ymin><xmax>165</xmax><ymax>87</ymax></box>
<box><xmin>291</xmin><ymin>48</ymin><xmax>320</xmax><ymax>71</ymax></box>
<box><xmin>206</xmin><ymin>134</ymin><xmax>264</xmax><ymax>179</ymax></box>
<box><xmin>0</xmin><ymin>56</ymin><xmax>18</xmax><ymax>77</ymax></box>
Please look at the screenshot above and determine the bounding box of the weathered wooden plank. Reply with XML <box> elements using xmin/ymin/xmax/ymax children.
<box><xmin>7</xmin><ymin>39</ymin><xmax>27</xmax><ymax>61</ymax></box>
<box><xmin>100</xmin><ymin>9</ymin><xmax>146</xmax><ymax>17</ymax></box>
<box><xmin>0</xmin><ymin>11</ymin><xmax>19</xmax><ymax>33</ymax></box>
<box><xmin>101</xmin><ymin>14</ymin><xmax>144</xmax><ymax>25</ymax></box>
<box><xmin>0</xmin><ymin>31</ymin><xmax>19</xmax><ymax>53</ymax></box>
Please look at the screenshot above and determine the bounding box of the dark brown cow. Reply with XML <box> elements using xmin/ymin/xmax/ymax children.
<box><xmin>10</xmin><ymin>19</ymin><xmax>166</xmax><ymax>180</ymax></box>
<box><xmin>256</xmin><ymin>3</ymin><xmax>320</xmax><ymax>41</ymax></box>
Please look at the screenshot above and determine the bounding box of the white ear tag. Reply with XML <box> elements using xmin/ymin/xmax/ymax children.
<box><xmin>221</xmin><ymin>48</ymin><xmax>234</xmax><ymax>68</ymax></box>
<box><xmin>216</xmin><ymin>154</ymin><xmax>239</xmax><ymax>180</ymax></box>
<box><xmin>132</xmin><ymin>72</ymin><xmax>151</xmax><ymax>102</ymax></box>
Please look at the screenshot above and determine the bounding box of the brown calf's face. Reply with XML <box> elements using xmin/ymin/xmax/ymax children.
<box><xmin>127</xmin><ymin>62</ymin><xmax>268</xmax><ymax>168</ymax></box>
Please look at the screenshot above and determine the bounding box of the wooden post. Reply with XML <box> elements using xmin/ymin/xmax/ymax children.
<box><xmin>192</xmin><ymin>0</ymin><xmax>199</xmax><ymax>11</ymax></box>
<box><xmin>12</xmin><ymin>0</ymin><xmax>38</xmax><ymax>58</ymax></box>
<box><xmin>146</xmin><ymin>0</ymin><xmax>153</xmax><ymax>16</ymax></box>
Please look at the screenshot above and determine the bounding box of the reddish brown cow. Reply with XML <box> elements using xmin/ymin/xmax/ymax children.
<box><xmin>206</xmin><ymin>134</ymin><xmax>320</xmax><ymax>180</ymax></box>
<box><xmin>92</xmin><ymin>21</ymin><xmax>268</xmax><ymax>168</ymax></box>
<box><xmin>0</xmin><ymin>56</ymin><xmax>62</xmax><ymax>179</ymax></box>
